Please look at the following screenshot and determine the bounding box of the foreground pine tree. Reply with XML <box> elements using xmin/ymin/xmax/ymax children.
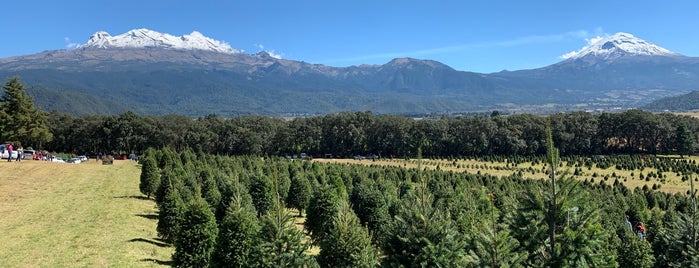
<box><xmin>286</xmin><ymin>173</ymin><xmax>311</xmax><ymax>216</ymax></box>
<box><xmin>257</xmin><ymin>195</ymin><xmax>318</xmax><ymax>267</ymax></box>
<box><xmin>139</xmin><ymin>155</ymin><xmax>160</xmax><ymax>199</ymax></box>
<box><xmin>317</xmin><ymin>200</ymin><xmax>380</xmax><ymax>268</ymax></box>
<box><xmin>212</xmin><ymin>185</ymin><xmax>260</xmax><ymax>267</ymax></box>
<box><xmin>156</xmin><ymin>172</ymin><xmax>184</xmax><ymax>244</ymax></box>
<box><xmin>0</xmin><ymin>76</ymin><xmax>52</xmax><ymax>147</ymax></box>
<box><xmin>173</xmin><ymin>197</ymin><xmax>219</xmax><ymax>267</ymax></box>
<box><xmin>382</xmin><ymin>162</ymin><xmax>475</xmax><ymax>267</ymax></box>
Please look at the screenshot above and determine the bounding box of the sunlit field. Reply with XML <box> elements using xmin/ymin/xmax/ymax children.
<box><xmin>0</xmin><ymin>159</ymin><xmax>172</xmax><ymax>267</ymax></box>
<box><xmin>315</xmin><ymin>155</ymin><xmax>699</xmax><ymax>194</ymax></box>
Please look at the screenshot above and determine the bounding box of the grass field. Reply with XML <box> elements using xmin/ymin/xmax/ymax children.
<box><xmin>0</xmin><ymin>159</ymin><xmax>172</xmax><ymax>267</ymax></box>
<box><xmin>315</xmin><ymin>156</ymin><xmax>698</xmax><ymax>194</ymax></box>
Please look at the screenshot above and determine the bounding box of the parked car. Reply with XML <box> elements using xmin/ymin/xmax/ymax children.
<box><xmin>23</xmin><ymin>149</ymin><xmax>36</xmax><ymax>160</ymax></box>
<box><xmin>0</xmin><ymin>144</ymin><xmax>20</xmax><ymax>159</ymax></box>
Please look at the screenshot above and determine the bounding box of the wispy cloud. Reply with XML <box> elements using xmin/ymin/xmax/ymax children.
<box><xmin>64</xmin><ymin>37</ymin><xmax>79</xmax><ymax>49</ymax></box>
<box><xmin>256</xmin><ymin>44</ymin><xmax>282</xmax><ymax>59</ymax></box>
<box><xmin>560</xmin><ymin>28</ymin><xmax>609</xmax><ymax>59</ymax></box>
<box><xmin>323</xmin><ymin>28</ymin><xmax>606</xmax><ymax>64</ymax></box>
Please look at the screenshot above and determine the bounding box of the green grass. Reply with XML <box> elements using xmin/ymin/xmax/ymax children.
<box><xmin>0</xmin><ymin>160</ymin><xmax>172</xmax><ymax>267</ymax></box>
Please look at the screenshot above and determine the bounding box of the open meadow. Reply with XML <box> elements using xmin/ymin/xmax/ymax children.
<box><xmin>315</xmin><ymin>155</ymin><xmax>699</xmax><ymax>194</ymax></box>
<box><xmin>0</xmin><ymin>159</ymin><xmax>172</xmax><ymax>267</ymax></box>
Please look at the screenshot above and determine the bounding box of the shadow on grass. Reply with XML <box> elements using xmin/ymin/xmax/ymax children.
<box><xmin>114</xmin><ymin>195</ymin><xmax>151</xmax><ymax>200</ymax></box>
<box><xmin>136</xmin><ymin>213</ymin><xmax>159</xmax><ymax>220</ymax></box>
<box><xmin>129</xmin><ymin>237</ymin><xmax>170</xmax><ymax>248</ymax></box>
<box><xmin>140</xmin><ymin>258</ymin><xmax>174</xmax><ymax>266</ymax></box>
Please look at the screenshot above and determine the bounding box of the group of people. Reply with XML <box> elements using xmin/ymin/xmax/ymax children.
<box><xmin>4</xmin><ymin>143</ymin><xmax>23</xmax><ymax>162</ymax></box>
<box><xmin>626</xmin><ymin>215</ymin><xmax>647</xmax><ymax>240</ymax></box>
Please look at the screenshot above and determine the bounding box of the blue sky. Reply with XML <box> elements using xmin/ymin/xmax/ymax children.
<box><xmin>2</xmin><ymin>0</ymin><xmax>698</xmax><ymax>73</ymax></box>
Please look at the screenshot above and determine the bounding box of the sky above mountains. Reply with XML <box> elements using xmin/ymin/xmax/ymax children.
<box><xmin>2</xmin><ymin>0</ymin><xmax>698</xmax><ymax>73</ymax></box>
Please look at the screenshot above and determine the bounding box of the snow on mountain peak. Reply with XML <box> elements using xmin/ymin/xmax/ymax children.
<box><xmin>80</xmin><ymin>28</ymin><xmax>241</xmax><ymax>54</ymax></box>
<box><xmin>561</xmin><ymin>32</ymin><xmax>678</xmax><ymax>60</ymax></box>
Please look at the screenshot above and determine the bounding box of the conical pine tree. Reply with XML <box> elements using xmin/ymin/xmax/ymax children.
<box><xmin>139</xmin><ymin>155</ymin><xmax>160</xmax><ymax>199</ymax></box>
<box><xmin>317</xmin><ymin>200</ymin><xmax>380</xmax><ymax>268</ymax></box>
<box><xmin>0</xmin><ymin>77</ymin><xmax>52</xmax><ymax>147</ymax></box>
<box><xmin>257</xmin><ymin>195</ymin><xmax>318</xmax><ymax>267</ymax></box>
<box><xmin>212</xmin><ymin>184</ymin><xmax>260</xmax><ymax>267</ymax></box>
<box><xmin>173</xmin><ymin>196</ymin><xmax>219</xmax><ymax>267</ymax></box>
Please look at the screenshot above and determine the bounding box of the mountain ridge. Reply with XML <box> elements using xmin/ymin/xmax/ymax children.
<box><xmin>1</xmin><ymin>29</ymin><xmax>698</xmax><ymax>116</ymax></box>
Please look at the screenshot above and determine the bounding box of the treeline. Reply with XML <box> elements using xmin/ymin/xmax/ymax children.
<box><xmin>141</xmin><ymin>148</ymin><xmax>699</xmax><ymax>267</ymax></box>
<box><xmin>47</xmin><ymin>110</ymin><xmax>698</xmax><ymax>157</ymax></box>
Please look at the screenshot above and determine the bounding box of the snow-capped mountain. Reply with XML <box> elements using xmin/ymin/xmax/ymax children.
<box><xmin>1</xmin><ymin>29</ymin><xmax>698</xmax><ymax>116</ymax></box>
<box><xmin>80</xmin><ymin>28</ymin><xmax>241</xmax><ymax>54</ymax></box>
<box><xmin>561</xmin><ymin>32</ymin><xmax>679</xmax><ymax>61</ymax></box>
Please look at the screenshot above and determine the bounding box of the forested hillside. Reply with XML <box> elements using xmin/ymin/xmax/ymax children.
<box><xmin>139</xmin><ymin>147</ymin><xmax>699</xmax><ymax>267</ymax></box>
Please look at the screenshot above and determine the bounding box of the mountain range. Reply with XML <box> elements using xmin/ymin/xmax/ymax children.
<box><xmin>0</xmin><ymin>29</ymin><xmax>698</xmax><ymax>116</ymax></box>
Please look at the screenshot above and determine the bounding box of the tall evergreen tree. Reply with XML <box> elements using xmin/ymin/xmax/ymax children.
<box><xmin>287</xmin><ymin>172</ymin><xmax>312</xmax><ymax>216</ymax></box>
<box><xmin>257</xmin><ymin>195</ymin><xmax>318</xmax><ymax>267</ymax></box>
<box><xmin>212</xmin><ymin>185</ymin><xmax>260</xmax><ymax>268</ymax></box>
<box><xmin>173</xmin><ymin>197</ymin><xmax>219</xmax><ymax>268</ymax></box>
<box><xmin>0</xmin><ymin>77</ymin><xmax>52</xmax><ymax>148</ymax></box>
<box><xmin>472</xmin><ymin>191</ymin><xmax>524</xmax><ymax>267</ymax></box>
<box><xmin>317</xmin><ymin>200</ymin><xmax>380</xmax><ymax>268</ymax></box>
<box><xmin>156</xmin><ymin>174</ymin><xmax>185</xmax><ymax>244</ymax></box>
<box><xmin>139</xmin><ymin>155</ymin><xmax>160</xmax><ymax>199</ymax></box>
<box><xmin>382</xmin><ymin>171</ymin><xmax>474</xmax><ymax>267</ymax></box>
<box><xmin>305</xmin><ymin>184</ymin><xmax>340</xmax><ymax>244</ymax></box>
<box><xmin>248</xmin><ymin>173</ymin><xmax>274</xmax><ymax>217</ymax></box>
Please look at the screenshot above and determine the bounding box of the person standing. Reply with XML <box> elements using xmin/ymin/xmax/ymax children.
<box><xmin>15</xmin><ymin>146</ymin><xmax>22</xmax><ymax>162</ymax></box>
<box><xmin>7</xmin><ymin>144</ymin><xmax>13</xmax><ymax>162</ymax></box>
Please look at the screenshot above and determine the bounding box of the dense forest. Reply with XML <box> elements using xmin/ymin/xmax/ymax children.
<box><xmin>140</xmin><ymin>144</ymin><xmax>699</xmax><ymax>267</ymax></box>
<box><xmin>46</xmin><ymin>110</ymin><xmax>698</xmax><ymax>158</ymax></box>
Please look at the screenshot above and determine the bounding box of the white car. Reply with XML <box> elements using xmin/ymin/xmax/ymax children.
<box><xmin>0</xmin><ymin>144</ymin><xmax>20</xmax><ymax>159</ymax></box>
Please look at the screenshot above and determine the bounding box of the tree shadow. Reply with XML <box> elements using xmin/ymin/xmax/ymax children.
<box><xmin>129</xmin><ymin>237</ymin><xmax>170</xmax><ymax>248</ymax></box>
<box><xmin>114</xmin><ymin>195</ymin><xmax>151</xmax><ymax>200</ymax></box>
<box><xmin>140</xmin><ymin>258</ymin><xmax>174</xmax><ymax>266</ymax></box>
<box><xmin>136</xmin><ymin>213</ymin><xmax>159</xmax><ymax>220</ymax></box>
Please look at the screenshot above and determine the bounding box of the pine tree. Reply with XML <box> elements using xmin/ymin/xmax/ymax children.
<box><xmin>287</xmin><ymin>172</ymin><xmax>312</xmax><ymax>216</ymax></box>
<box><xmin>139</xmin><ymin>155</ymin><xmax>160</xmax><ymax>199</ymax></box>
<box><xmin>200</xmin><ymin>169</ymin><xmax>222</xmax><ymax>215</ymax></box>
<box><xmin>349</xmin><ymin>178</ymin><xmax>390</xmax><ymax>243</ymax></box>
<box><xmin>156</xmin><ymin>175</ymin><xmax>185</xmax><ymax>244</ymax></box>
<box><xmin>382</xmin><ymin>170</ymin><xmax>474</xmax><ymax>267</ymax></box>
<box><xmin>173</xmin><ymin>197</ymin><xmax>219</xmax><ymax>267</ymax></box>
<box><xmin>257</xmin><ymin>195</ymin><xmax>318</xmax><ymax>267</ymax></box>
<box><xmin>511</xmin><ymin>121</ymin><xmax>616</xmax><ymax>266</ymax></box>
<box><xmin>0</xmin><ymin>77</ymin><xmax>52</xmax><ymax>147</ymax></box>
<box><xmin>248</xmin><ymin>173</ymin><xmax>274</xmax><ymax>217</ymax></box>
<box><xmin>472</xmin><ymin>191</ymin><xmax>524</xmax><ymax>267</ymax></box>
<box><xmin>212</xmin><ymin>185</ymin><xmax>260</xmax><ymax>267</ymax></box>
<box><xmin>617</xmin><ymin>231</ymin><xmax>655</xmax><ymax>268</ymax></box>
<box><xmin>317</xmin><ymin>200</ymin><xmax>380</xmax><ymax>268</ymax></box>
<box><xmin>305</xmin><ymin>184</ymin><xmax>340</xmax><ymax>243</ymax></box>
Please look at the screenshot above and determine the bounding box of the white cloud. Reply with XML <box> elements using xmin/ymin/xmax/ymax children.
<box><xmin>323</xmin><ymin>29</ymin><xmax>607</xmax><ymax>64</ymax></box>
<box><xmin>64</xmin><ymin>37</ymin><xmax>79</xmax><ymax>49</ymax></box>
<box><xmin>585</xmin><ymin>36</ymin><xmax>604</xmax><ymax>45</ymax></box>
<box><xmin>559</xmin><ymin>29</ymin><xmax>609</xmax><ymax>59</ymax></box>
<box><xmin>256</xmin><ymin>44</ymin><xmax>282</xmax><ymax>59</ymax></box>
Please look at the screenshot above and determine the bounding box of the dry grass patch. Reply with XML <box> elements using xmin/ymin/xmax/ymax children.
<box><xmin>0</xmin><ymin>160</ymin><xmax>172</xmax><ymax>267</ymax></box>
